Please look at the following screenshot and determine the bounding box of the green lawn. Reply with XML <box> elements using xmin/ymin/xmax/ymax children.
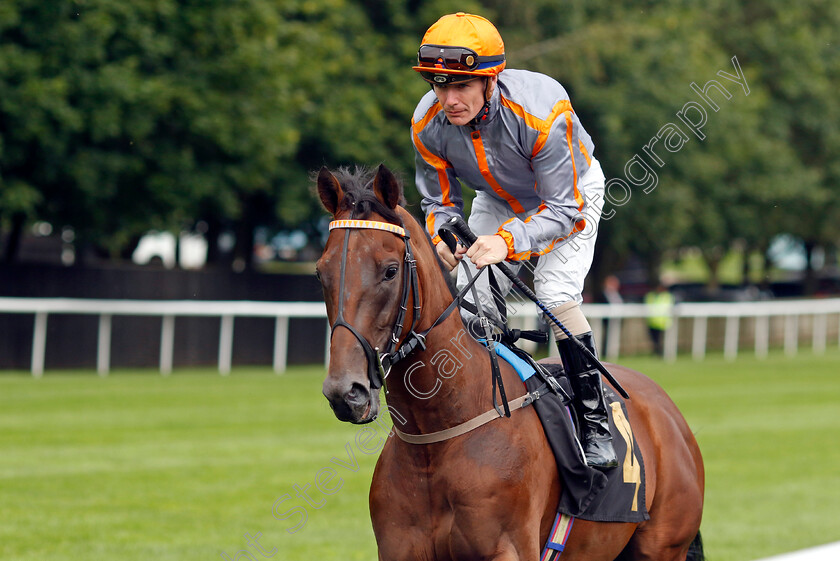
<box><xmin>1</xmin><ymin>351</ymin><xmax>839</xmax><ymax>561</ymax></box>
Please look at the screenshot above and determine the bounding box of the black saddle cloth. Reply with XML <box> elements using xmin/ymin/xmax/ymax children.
<box><xmin>525</xmin><ymin>360</ymin><xmax>649</xmax><ymax>523</ymax></box>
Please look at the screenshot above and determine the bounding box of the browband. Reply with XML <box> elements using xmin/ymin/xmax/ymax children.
<box><xmin>329</xmin><ymin>219</ymin><xmax>407</xmax><ymax>238</ymax></box>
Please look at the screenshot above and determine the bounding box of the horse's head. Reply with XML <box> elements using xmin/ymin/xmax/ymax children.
<box><xmin>315</xmin><ymin>164</ymin><xmax>412</xmax><ymax>424</ymax></box>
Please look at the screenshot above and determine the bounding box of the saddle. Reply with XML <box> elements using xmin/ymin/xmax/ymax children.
<box><xmin>454</xmin><ymin>256</ymin><xmax>648</xmax><ymax>523</ymax></box>
<box><xmin>476</xmin><ymin>326</ymin><xmax>649</xmax><ymax>524</ymax></box>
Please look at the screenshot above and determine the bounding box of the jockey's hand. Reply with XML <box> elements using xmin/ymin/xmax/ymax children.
<box><xmin>435</xmin><ymin>240</ymin><xmax>466</xmax><ymax>272</ymax></box>
<box><xmin>467</xmin><ymin>234</ymin><xmax>508</xmax><ymax>269</ymax></box>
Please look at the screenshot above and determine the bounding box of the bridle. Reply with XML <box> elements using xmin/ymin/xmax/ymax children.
<box><xmin>327</xmin><ymin>219</ymin><xmax>421</xmax><ymax>392</ymax></box>
<box><xmin>326</xmin><ymin>217</ymin><xmax>554</xmax><ymax>443</ymax></box>
<box><xmin>327</xmin><ymin>218</ymin><xmax>486</xmax><ymax>393</ymax></box>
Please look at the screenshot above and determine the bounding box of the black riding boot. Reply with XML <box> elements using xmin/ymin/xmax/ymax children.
<box><xmin>557</xmin><ymin>332</ymin><xmax>618</xmax><ymax>469</ymax></box>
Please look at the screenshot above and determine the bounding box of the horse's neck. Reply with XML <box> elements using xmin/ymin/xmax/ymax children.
<box><xmin>386</xmin><ymin>314</ymin><xmax>495</xmax><ymax>435</ymax></box>
<box><xmin>386</xmin><ymin>212</ymin><xmax>500</xmax><ymax>434</ymax></box>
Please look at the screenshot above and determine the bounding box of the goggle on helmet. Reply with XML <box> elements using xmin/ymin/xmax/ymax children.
<box><xmin>412</xmin><ymin>12</ymin><xmax>506</xmax><ymax>85</ymax></box>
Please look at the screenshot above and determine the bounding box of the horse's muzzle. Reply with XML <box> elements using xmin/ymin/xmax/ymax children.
<box><xmin>323</xmin><ymin>379</ymin><xmax>380</xmax><ymax>424</ymax></box>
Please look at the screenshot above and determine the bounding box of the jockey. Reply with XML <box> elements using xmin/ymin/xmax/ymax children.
<box><xmin>410</xmin><ymin>13</ymin><xmax>616</xmax><ymax>469</ymax></box>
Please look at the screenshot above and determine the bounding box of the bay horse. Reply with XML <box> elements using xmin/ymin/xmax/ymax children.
<box><xmin>315</xmin><ymin>164</ymin><xmax>704</xmax><ymax>561</ymax></box>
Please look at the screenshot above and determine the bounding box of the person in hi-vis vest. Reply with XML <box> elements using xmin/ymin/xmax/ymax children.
<box><xmin>645</xmin><ymin>282</ymin><xmax>675</xmax><ymax>357</ymax></box>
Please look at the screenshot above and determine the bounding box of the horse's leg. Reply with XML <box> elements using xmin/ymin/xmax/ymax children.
<box><xmin>485</xmin><ymin>534</ymin><xmax>541</xmax><ymax>561</ymax></box>
<box><xmin>560</xmin><ymin>520</ymin><xmax>637</xmax><ymax>561</ymax></box>
<box><xmin>489</xmin><ymin>545</ymin><xmax>524</xmax><ymax>561</ymax></box>
<box><xmin>617</xmin><ymin>537</ymin><xmax>696</xmax><ymax>561</ymax></box>
<box><xmin>619</xmin><ymin>371</ymin><xmax>704</xmax><ymax>561</ymax></box>
<box><xmin>447</xmin><ymin>508</ymin><xmax>544</xmax><ymax>561</ymax></box>
<box><xmin>618</xmin><ymin>489</ymin><xmax>702</xmax><ymax>561</ymax></box>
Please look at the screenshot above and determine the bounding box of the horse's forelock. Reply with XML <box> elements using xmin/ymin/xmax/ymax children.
<box><xmin>333</xmin><ymin>166</ymin><xmax>404</xmax><ymax>225</ymax></box>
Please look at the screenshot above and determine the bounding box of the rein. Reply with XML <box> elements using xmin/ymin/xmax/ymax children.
<box><xmin>327</xmin><ymin>218</ymin><xmax>544</xmax><ymax>444</ymax></box>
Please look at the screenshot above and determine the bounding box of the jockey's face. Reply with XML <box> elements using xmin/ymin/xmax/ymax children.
<box><xmin>433</xmin><ymin>77</ymin><xmax>495</xmax><ymax>126</ymax></box>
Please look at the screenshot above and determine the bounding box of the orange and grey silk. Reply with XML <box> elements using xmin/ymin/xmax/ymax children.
<box><xmin>412</xmin><ymin>69</ymin><xmax>595</xmax><ymax>261</ymax></box>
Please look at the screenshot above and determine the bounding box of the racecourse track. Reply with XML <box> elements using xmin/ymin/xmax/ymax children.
<box><xmin>754</xmin><ymin>542</ymin><xmax>840</xmax><ymax>561</ymax></box>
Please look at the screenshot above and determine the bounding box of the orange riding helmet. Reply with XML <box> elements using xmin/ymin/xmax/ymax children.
<box><xmin>413</xmin><ymin>12</ymin><xmax>506</xmax><ymax>85</ymax></box>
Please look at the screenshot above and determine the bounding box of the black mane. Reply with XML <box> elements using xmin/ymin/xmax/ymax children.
<box><xmin>333</xmin><ymin>166</ymin><xmax>405</xmax><ymax>225</ymax></box>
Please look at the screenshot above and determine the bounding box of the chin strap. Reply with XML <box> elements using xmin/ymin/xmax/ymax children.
<box><xmin>468</xmin><ymin>102</ymin><xmax>491</xmax><ymax>126</ymax></box>
<box><xmin>468</xmin><ymin>78</ymin><xmax>493</xmax><ymax>126</ymax></box>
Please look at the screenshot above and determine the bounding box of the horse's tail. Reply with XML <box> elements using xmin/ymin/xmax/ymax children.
<box><xmin>686</xmin><ymin>531</ymin><xmax>705</xmax><ymax>561</ymax></box>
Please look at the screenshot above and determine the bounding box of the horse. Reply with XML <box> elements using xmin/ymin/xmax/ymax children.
<box><xmin>315</xmin><ymin>164</ymin><xmax>704</xmax><ymax>561</ymax></box>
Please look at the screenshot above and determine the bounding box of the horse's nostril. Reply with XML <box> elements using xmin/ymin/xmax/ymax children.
<box><xmin>344</xmin><ymin>382</ymin><xmax>369</xmax><ymax>406</ymax></box>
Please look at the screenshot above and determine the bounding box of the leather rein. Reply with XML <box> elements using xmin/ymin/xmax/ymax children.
<box><xmin>327</xmin><ymin>219</ymin><xmax>544</xmax><ymax>443</ymax></box>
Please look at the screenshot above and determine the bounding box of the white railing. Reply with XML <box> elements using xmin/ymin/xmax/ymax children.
<box><xmin>580</xmin><ymin>299</ymin><xmax>840</xmax><ymax>362</ymax></box>
<box><xmin>0</xmin><ymin>298</ymin><xmax>327</xmax><ymax>377</ymax></box>
<box><xmin>2</xmin><ymin>297</ymin><xmax>839</xmax><ymax>376</ymax></box>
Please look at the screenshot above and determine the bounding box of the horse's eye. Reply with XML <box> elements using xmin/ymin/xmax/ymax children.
<box><xmin>384</xmin><ymin>264</ymin><xmax>399</xmax><ymax>281</ymax></box>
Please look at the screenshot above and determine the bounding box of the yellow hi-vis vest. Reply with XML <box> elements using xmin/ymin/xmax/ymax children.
<box><xmin>645</xmin><ymin>291</ymin><xmax>674</xmax><ymax>330</ymax></box>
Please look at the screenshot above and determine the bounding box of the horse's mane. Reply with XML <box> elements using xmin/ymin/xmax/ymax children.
<box><xmin>327</xmin><ymin>165</ymin><xmax>457</xmax><ymax>297</ymax></box>
<box><xmin>409</xmin><ymin>211</ymin><xmax>458</xmax><ymax>297</ymax></box>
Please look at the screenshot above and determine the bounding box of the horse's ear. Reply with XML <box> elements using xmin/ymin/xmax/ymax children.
<box><xmin>372</xmin><ymin>164</ymin><xmax>401</xmax><ymax>210</ymax></box>
<box><xmin>317</xmin><ymin>167</ymin><xmax>343</xmax><ymax>215</ymax></box>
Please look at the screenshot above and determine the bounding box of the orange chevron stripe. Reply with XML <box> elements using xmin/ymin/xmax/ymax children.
<box><xmin>470</xmin><ymin>130</ymin><xmax>525</xmax><ymax>214</ymax></box>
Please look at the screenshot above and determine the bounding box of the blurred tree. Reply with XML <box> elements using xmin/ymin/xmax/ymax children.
<box><xmin>0</xmin><ymin>0</ymin><xmax>302</xmax><ymax>266</ymax></box>
<box><xmin>1</xmin><ymin>0</ymin><xmax>836</xmax><ymax>282</ymax></box>
<box><xmin>287</xmin><ymin>0</ymin><xmax>431</xmax><ymax>216</ymax></box>
<box><xmin>708</xmin><ymin>0</ymin><xmax>840</xmax><ymax>294</ymax></box>
<box><xmin>491</xmin><ymin>0</ymin><xmax>833</xmax><ymax>292</ymax></box>
<box><xmin>0</xmin><ymin>0</ymin><xmax>430</xmax><ymax>267</ymax></box>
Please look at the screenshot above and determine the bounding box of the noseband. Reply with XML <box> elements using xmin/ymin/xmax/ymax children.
<box><xmin>328</xmin><ymin>219</ymin><xmax>421</xmax><ymax>391</ymax></box>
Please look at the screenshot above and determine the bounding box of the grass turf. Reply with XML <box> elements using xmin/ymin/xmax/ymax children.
<box><xmin>1</xmin><ymin>350</ymin><xmax>839</xmax><ymax>561</ymax></box>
